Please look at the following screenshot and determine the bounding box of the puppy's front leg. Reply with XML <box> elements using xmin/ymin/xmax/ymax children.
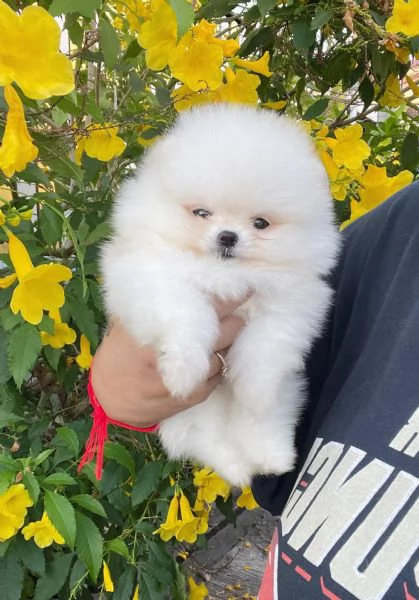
<box><xmin>103</xmin><ymin>257</ymin><xmax>219</xmax><ymax>398</ymax></box>
<box><xmin>227</xmin><ymin>312</ymin><xmax>307</xmax><ymax>476</ymax></box>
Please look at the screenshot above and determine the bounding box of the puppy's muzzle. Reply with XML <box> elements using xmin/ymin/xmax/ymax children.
<box><xmin>217</xmin><ymin>230</ymin><xmax>238</xmax><ymax>259</ymax></box>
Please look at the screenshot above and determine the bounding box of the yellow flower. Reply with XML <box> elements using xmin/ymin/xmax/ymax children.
<box><xmin>383</xmin><ymin>39</ymin><xmax>411</xmax><ymax>63</ymax></box>
<box><xmin>320</xmin><ymin>150</ymin><xmax>352</xmax><ymax>201</ymax></box>
<box><xmin>0</xmin><ymin>85</ymin><xmax>38</xmax><ymax>178</ymax></box>
<box><xmin>0</xmin><ymin>273</ymin><xmax>18</xmax><ymax>289</ymax></box>
<box><xmin>188</xmin><ymin>576</ymin><xmax>209</xmax><ymax>600</ymax></box>
<box><xmin>0</xmin><ymin>484</ymin><xmax>33</xmax><ymax>542</ymax></box>
<box><xmin>7</xmin><ymin>213</ymin><xmax>21</xmax><ymax>227</ymax></box>
<box><xmin>263</xmin><ymin>100</ymin><xmax>287</xmax><ymax>111</ymax></box>
<box><xmin>386</xmin><ymin>0</ymin><xmax>419</xmax><ymax>38</ymax></box>
<box><xmin>357</xmin><ymin>164</ymin><xmax>414</xmax><ymax>211</ymax></box>
<box><xmin>172</xmin><ymin>85</ymin><xmax>215</xmax><ymax>112</ymax></box>
<box><xmin>19</xmin><ymin>208</ymin><xmax>34</xmax><ymax>221</ymax></box>
<box><xmin>22</xmin><ymin>512</ymin><xmax>64</xmax><ymax>548</ymax></box>
<box><xmin>40</xmin><ymin>309</ymin><xmax>76</xmax><ymax>349</ymax></box>
<box><xmin>153</xmin><ymin>493</ymin><xmax>182</xmax><ymax>541</ymax></box>
<box><xmin>218</xmin><ymin>68</ymin><xmax>260</xmax><ymax>104</ymax></box>
<box><xmin>137</xmin><ymin>125</ymin><xmax>160</xmax><ymax>147</ymax></box>
<box><xmin>76</xmin><ymin>334</ymin><xmax>93</xmax><ymax>369</ymax></box>
<box><xmin>138</xmin><ymin>0</ymin><xmax>177</xmax><ymax>70</ymax></box>
<box><xmin>332</xmin><ymin>124</ymin><xmax>371</xmax><ymax>170</ymax></box>
<box><xmin>0</xmin><ymin>1</ymin><xmax>74</xmax><ymax>99</ymax></box>
<box><xmin>6</xmin><ymin>231</ymin><xmax>72</xmax><ymax>325</ymax></box>
<box><xmin>236</xmin><ymin>486</ymin><xmax>259</xmax><ymax>510</ymax></box>
<box><xmin>193</xmin><ymin>468</ymin><xmax>230</xmax><ymax>503</ymax></box>
<box><xmin>102</xmin><ymin>560</ymin><xmax>114</xmax><ymax>592</ymax></box>
<box><xmin>341</xmin><ymin>198</ymin><xmax>368</xmax><ymax>229</ymax></box>
<box><xmin>132</xmin><ymin>585</ymin><xmax>139</xmax><ymax>600</ymax></box>
<box><xmin>406</xmin><ymin>75</ymin><xmax>419</xmax><ymax>97</ymax></box>
<box><xmin>76</xmin><ymin>124</ymin><xmax>126</xmax><ymax>164</ymax></box>
<box><xmin>176</xmin><ymin>492</ymin><xmax>208</xmax><ymax>543</ymax></box>
<box><xmin>115</xmin><ymin>0</ymin><xmax>151</xmax><ymax>33</ymax></box>
<box><xmin>193</xmin><ymin>20</ymin><xmax>239</xmax><ymax>57</ymax></box>
<box><xmin>0</xmin><ymin>210</ymin><xmax>5</xmax><ymax>226</ymax></box>
<box><xmin>234</xmin><ymin>51</ymin><xmax>272</xmax><ymax>77</ymax></box>
<box><xmin>379</xmin><ymin>73</ymin><xmax>405</xmax><ymax>107</ymax></box>
<box><xmin>169</xmin><ymin>30</ymin><xmax>224</xmax><ymax>91</ymax></box>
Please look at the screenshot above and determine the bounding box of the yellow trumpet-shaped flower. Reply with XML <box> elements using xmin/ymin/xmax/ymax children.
<box><xmin>132</xmin><ymin>584</ymin><xmax>139</xmax><ymax>600</ymax></box>
<box><xmin>153</xmin><ymin>493</ymin><xmax>182</xmax><ymax>541</ymax></box>
<box><xmin>188</xmin><ymin>576</ymin><xmax>209</xmax><ymax>600</ymax></box>
<box><xmin>357</xmin><ymin>165</ymin><xmax>414</xmax><ymax>212</ymax></box>
<box><xmin>40</xmin><ymin>308</ymin><xmax>76</xmax><ymax>349</ymax></box>
<box><xmin>216</xmin><ymin>68</ymin><xmax>260</xmax><ymax>104</ymax></box>
<box><xmin>76</xmin><ymin>334</ymin><xmax>93</xmax><ymax>369</ymax></box>
<box><xmin>379</xmin><ymin>73</ymin><xmax>405</xmax><ymax>108</ymax></box>
<box><xmin>169</xmin><ymin>29</ymin><xmax>224</xmax><ymax>91</ymax></box>
<box><xmin>193</xmin><ymin>20</ymin><xmax>240</xmax><ymax>57</ymax></box>
<box><xmin>172</xmin><ymin>85</ymin><xmax>215</xmax><ymax>112</ymax></box>
<box><xmin>176</xmin><ymin>492</ymin><xmax>208</xmax><ymax>543</ymax></box>
<box><xmin>75</xmin><ymin>124</ymin><xmax>126</xmax><ymax>164</ymax></box>
<box><xmin>0</xmin><ymin>1</ymin><xmax>74</xmax><ymax>99</ymax></box>
<box><xmin>332</xmin><ymin>124</ymin><xmax>371</xmax><ymax>171</ymax></box>
<box><xmin>0</xmin><ymin>85</ymin><xmax>38</xmax><ymax>178</ymax></box>
<box><xmin>138</xmin><ymin>0</ymin><xmax>177</xmax><ymax>70</ymax></box>
<box><xmin>102</xmin><ymin>560</ymin><xmax>114</xmax><ymax>592</ymax></box>
<box><xmin>193</xmin><ymin>468</ymin><xmax>230</xmax><ymax>503</ymax></box>
<box><xmin>263</xmin><ymin>100</ymin><xmax>287</xmax><ymax>111</ymax></box>
<box><xmin>386</xmin><ymin>0</ymin><xmax>419</xmax><ymax>38</ymax></box>
<box><xmin>236</xmin><ymin>486</ymin><xmax>259</xmax><ymax>510</ymax></box>
<box><xmin>0</xmin><ymin>484</ymin><xmax>33</xmax><ymax>542</ymax></box>
<box><xmin>0</xmin><ymin>210</ymin><xmax>5</xmax><ymax>226</ymax></box>
<box><xmin>234</xmin><ymin>51</ymin><xmax>272</xmax><ymax>77</ymax></box>
<box><xmin>406</xmin><ymin>75</ymin><xmax>419</xmax><ymax>97</ymax></box>
<box><xmin>22</xmin><ymin>512</ymin><xmax>64</xmax><ymax>548</ymax></box>
<box><xmin>5</xmin><ymin>231</ymin><xmax>72</xmax><ymax>325</ymax></box>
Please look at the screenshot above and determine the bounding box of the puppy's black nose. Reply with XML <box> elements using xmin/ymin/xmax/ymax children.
<box><xmin>217</xmin><ymin>230</ymin><xmax>238</xmax><ymax>248</ymax></box>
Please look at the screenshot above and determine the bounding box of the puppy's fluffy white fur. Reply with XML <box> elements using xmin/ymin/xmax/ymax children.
<box><xmin>102</xmin><ymin>104</ymin><xmax>339</xmax><ymax>487</ymax></box>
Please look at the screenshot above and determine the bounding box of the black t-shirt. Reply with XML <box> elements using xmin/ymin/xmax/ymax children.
<box><xmin>252</xmin><ymin>182</ymin><xmax>419</xmax><ymax>599</ymax></box>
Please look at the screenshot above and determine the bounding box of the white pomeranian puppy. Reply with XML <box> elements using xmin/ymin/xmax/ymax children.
<box><xmin>101</xmin><ymin>104</ymin><xmax>339</xmax><ymax>487</ymax></box>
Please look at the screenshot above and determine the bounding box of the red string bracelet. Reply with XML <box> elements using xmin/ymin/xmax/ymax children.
<box><xmin>78</xmin><ymin>368</ymin><xmax>159</xmax><ymax>480</ymax></box>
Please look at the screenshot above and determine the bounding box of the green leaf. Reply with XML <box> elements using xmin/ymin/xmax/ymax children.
<box><xmin>0</xmin><ymin>330</ymin><xmax>11</xmax><ymax>385</ymax></box>
<box><xmin>0</xmin><ymin>310</ymin><xmax>21</xmax><ymax>332</ymax></box>
<box><xmin>75</xmin><ymin>512</ymin><xmax>103</xmax><ymax>581</ymax></box>
<box><xmin>291</xmin><ymin>19</ymin><xmax>316</xmax><ymax>57</ymax></box>
<box><xmin>37</xmin><ymin>314</ymin><xmax>55</xmax><ymax>336</ymax></box>
<box><xmin>32</xmin><ymin>449</ymin><xmax>54</xmax><ymax>466</ymax></box>
<box><xmin>48</xmin><ymin>155</ymin><xmax>83</xmax><ymax>186</ymax></box>
<box><xmin>54</xmin><ymin>426</ymin><xmax>80</xmax><ymax>457</ymax></box>
<box><xmin>401</xmin><ymin>132</ymin><xmax>419</xmax><ymax>171</ymax></box>
<box><xmin>132</xmin><ymin>461</ymin><xmax>163</xmax><ymax>507</ymax></box>
<box><xmin>39</xmin><ymin>205</ymin><xmax>62</xmax><ymax>245</ymax></box>
<box><xmin>99</xmin><ymin>18</ymin><xmax>120</xmax><ymax>68</ymax></box>
<box><xmin>139</xmin><ymin>571</ymin><xmax>161</xmax><ymax>600</ymax></box>
<box><xmin>359</xmin><ymin>77</ymin><xmax>375</xmax><ymax>109</ymax></box>
<box><xmin>257</xmin><ymin>0</ymin><xmax>276</xmax><ymax>15</ymax></box>
<box><xmin>43</xmin><ymin>346</ymin><xmax>61</xmax><ymax>372</ymax></box>
<box><xmin>65</xmin><ymin>293</ymin><xmax>98</xmax><ymax>347</ymax></box>
<box><xmin>8</xmin><ymin>323</ymin><xmax>42</xmax><ymax>388</ymax></box>
<box><xmin>0</xmin><ymin>409</ymin><xmax>24</xmax><ymax>428</ymax></box>
<box><xmin>23</xmin><ymin>471</ymin><xmax>40</xmax><ymax>503</ymax></box>
<box><xmin>69</xmin><ymin>558</ymin><xmax>88</xmax><ymax>596</ymax></box>
<box><xmin>44</xmin><ymin>490</ymin><xmax>76</xmax><ymax>550</ymax></box>
<box><xmin>168</xmin><ymin>0</ymin><xmax>194</xmax><ymax>38</ymax></box>
<box><xmin>303</xmin><ymin>98</ymin><xmax>329</xmax><ymax>120</ymax></box>
<box><xmin>70</xmin><ymin>494</ymin><xmax>107</xmax><ymax>518</ymax></box>
<box><xmin>15</xmin><ymin>537</ymin><xmax>45</xmax><ymax>576</ymax></box>
<box><xmin>104</xmin><ymin>442</ymin><xmax>136</xmax><ymax>477</ymax></box>
<box><xmin>0</xmin><ymin>549</ymin><xmax>24</xmax><ymax>600</ymax></box>
<box><xmin>33</xmin><ymin>553</ymin><xmax>73</xmax><ymax>600</ymax></box>
<box><xmin>104</xmin><ymin>538</ymin><xmax>130</xmax><ymax>559</ymax></box>
<box><xmin>310</xmin><ymin>9</ymin><xmax>334</xmax><ymax>30</ymax></box>
<box><xmin>42</xmin><ymin>473</ymin><xmax>78</xmax><ymax>488</ymax></box>
<box><xmin>113</xmin><ymin>566</ymin><xmax>136</xmax><ymax>600</ymax></box>
<box><xmin>49</xmin><ymin>0</ymin><xmax>101</xmax><ymax>18</ymax></box>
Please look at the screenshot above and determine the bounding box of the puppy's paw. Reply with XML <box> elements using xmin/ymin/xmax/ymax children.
<box><xmin>158</xmin><ymin>345</ymin><xmax>211</xmax><ymax>398</ymax></box>
<box><xmin>254</xmin><ymin>445</ymin><xmax>296</xmax><ymax>477</ymax></box>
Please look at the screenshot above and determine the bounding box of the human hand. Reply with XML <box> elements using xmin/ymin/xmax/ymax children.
<box><xmin>90</xmin><ymin>296</ymin><xmax>248</xmax><ymax>427</ymax></box>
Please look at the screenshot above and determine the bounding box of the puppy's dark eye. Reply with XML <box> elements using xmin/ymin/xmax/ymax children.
<box><xmin>252</xmin><ymin>217</ymin><xmax>270</xmax><ymax>230</ymax></box>
<box><xmin>193</xmin><ymin>208</ymin><xmax>212</xmax><ymax>218</ymax></box>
